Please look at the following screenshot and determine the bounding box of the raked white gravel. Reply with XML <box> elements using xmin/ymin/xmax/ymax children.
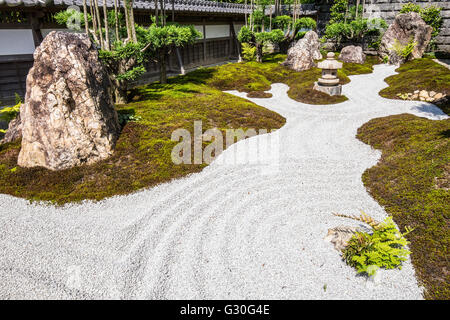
<box><xmin>0</xmin><ymin>64</ymin><xmax>447</xmax><ymax>300</ymax></box>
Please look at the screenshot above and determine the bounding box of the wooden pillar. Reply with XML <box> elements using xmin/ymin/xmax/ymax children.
<box><xmin>202</xmin><ymin>18</ymin><xmax>207</xmax><ymax>63</ymax></box>
<box><xmin>229</xmin><ymin>21</ymin><xmax>233</xmax><ymax>59</ymax></box>
<box><xmin>230</xmin><ymin>20</ymin><xmax>241</xmax><ymax>61</ymax></box>
<box><xmin>28</xmin><ymin>12</ymin><xmax>43</xmax><ymax>47</ymax></box>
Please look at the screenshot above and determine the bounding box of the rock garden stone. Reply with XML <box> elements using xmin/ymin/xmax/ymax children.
<box><xmin>338</xmin><ymin>45</ymin><xmax>366</xmax><ymax>64</ymax></box>
<box><xmin>379</xmin><ymin>12</ymin><xmax>432</xmax><ymax>65</ymax></box>
<box><xmin>282</xmin><ymin>31</ymin><xmax>322</xmax><ymax>71</ymax></box>
<box><xmin>17</xmin><ymin>31</ymin><xmax>120</xmax><ymax>170</ymax></box>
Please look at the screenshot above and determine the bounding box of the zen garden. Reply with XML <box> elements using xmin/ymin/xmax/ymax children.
<box><xmin>0</xmin><ymin>0</ymin><xmax>448</xmax><ymax>302</ymax></box>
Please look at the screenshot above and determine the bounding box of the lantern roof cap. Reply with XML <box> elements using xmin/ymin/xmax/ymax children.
<box><xmin>317</xmin><ymin>52</ymin><xmax>342</xmax><ymax>70</ymax></box>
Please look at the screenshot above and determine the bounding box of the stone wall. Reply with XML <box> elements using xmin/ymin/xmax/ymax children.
<box><xmin>316</xmin><ymin>0</ymin><xmax>450</xmax><ymax>54</ymax></box>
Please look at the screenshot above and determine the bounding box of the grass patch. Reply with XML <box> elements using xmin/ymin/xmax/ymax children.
<box><xmin>379</xmin><ymin>58</ymin><xmax>450</xmax><ymax>114</ymax></box>
<box><xmin>357</xmin><ymin>114</ymin><xmax>450</xmax><ymax>300</ymax></box>
<box><xmin>0</xmin><ymin>77</ymin><xmax>285</xmax><ymax>204</ymax></box>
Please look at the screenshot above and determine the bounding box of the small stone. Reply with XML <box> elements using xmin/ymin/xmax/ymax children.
<box><xmin>338</xmin><ymin>45</ymin><xmax>366</xmax><ymax>64</ymax></box>
<box><xmin>414</xmin><ymin>90</ymin><xmax>420</xmax><ymax>94</ymax></box>
<box><xmin>419</xmin><ymin>90</ymin><xmax>429</xmax><ymax>99</ymax></box>
<box><xmin>434</xmin><ymin>93</ymin><xmax>444</xmax><ymax>100</ymax></box>
<box><xmin>411</xmin><ymin>94</ymin><xmax>418</xmax><ymax>99</ymax></box>
<box><xmin>324</xmin><ymin>226</ymin><xmax>360</xmax><ymax>252</ymax></box>
<box><xmin>426</xmin><ymin>98</ymin><xmax>434</xmax><ymax>102</ymax></box>
<box><xmin>429</xmin><ymin>91</ymin><xmax>437</xmax><ymax>97</ymax></box>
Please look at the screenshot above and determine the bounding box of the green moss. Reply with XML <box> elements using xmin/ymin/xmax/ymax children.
<box><xmin>379</xmin><ymin>58</ymin><xmax>450</xmax><ymax>115</ymax></box>
<box><xmin>0</xmin><ymin>73</ymin><xmax>285</xmax><ymax>204</ymax></box>
<box><xmin>200</xmin><ymin>53</ymin><xmax>380</xmax><ymax>105</ymax></box>
<box><xmin>0</xmin><ymin>53</ymin><xmax>380</xmax><ymax>203</ymax></box>
<box><xmin>357</xmin><ymin>114</ymin><xmax>450</xmax><ymax>300</ymax></box>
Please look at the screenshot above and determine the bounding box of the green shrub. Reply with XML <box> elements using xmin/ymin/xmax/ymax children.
<box><xmin>241</xmin><ymin>43</ymin><xmax>257</xmax><ymax>61</ymax></box>
<box><xmin>293</xmin><ymin>17</ymin><xmax>317</xmax><ymax>31</ymax></box>
<box><xmin>237</xmin><ymin>25</ymin><xmax>254</xmax><ymax>44</ymax></box>
<box><xmin>272</xmin><ymin>15</ymin><xmax>292</xmax><ymax>31</ymax></box>
<box><xmin>329</xmin><ymin>0</ymin><xmax>348</xmax><ymax>24</ymax></box>
<box><xmin>342</xmin><ymin>216</ymin><xmax>413</xmax><ymax>276</ymax></box>
<box><xmin>399</xmin><ymin>2</ymin><xmax>421</xmax><ymax>14</ymax></box>
<box><xmin>324</xmin><ymin>18</ymin><xmax>387</xmax><ymax>45</ymax></box>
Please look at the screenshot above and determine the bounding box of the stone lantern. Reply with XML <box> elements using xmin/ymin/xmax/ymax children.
<box><xmin>313</xmin><ymin>52</ymin><xmax>343</xmax><ymax>96</ymax></box>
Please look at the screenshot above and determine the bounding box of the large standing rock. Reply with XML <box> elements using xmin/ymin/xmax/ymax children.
<box><xmin>379</xmin><ymin>12</ymin><xmax>432</xmax><ymax>64</ymax></box>
<box><xmin>282</xmin><ymin>31</ymin><xmax>322</xmax><ymax>71</ymax></box>
<box><xmin>18</xmin><ymin>31</ymin><xmax>120</xmax><ymax>170</ymax></box>
<box><xmin>338</xmin><ymin>45</ymin><xmax>366</xmax><ymax>64</ymax></box>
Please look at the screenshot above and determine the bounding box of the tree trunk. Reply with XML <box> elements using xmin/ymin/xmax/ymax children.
<box><xmin>159</xmin><ymin>49</ymin><xmax>167</xmax><ymax>84</ymax></box>
<box><xmin>356</xmin><ymin>0</ymin><xmax>360</xmax><ymax>19</ymax></box>
<box><xmin>154</xmin><ymin>0</ymin><xmax>159</xmax><ymax>25</ymax></box>
<box><xmin>89</xmin><ymin>0</ymin><xmax>99</xmax><ymax>44</ymax></box>
<box><xmin>124</xmin><ymin>0</ymin><xmax>132</xmax><ymax>41</ymax></box>
<box><xmin>245</xmin><ymin>0</ymin><xmax>247</xmax><ymax>27</ymax></box>
<box><xmin>255</xmin><ymin>44</ymin><xmax>263</xmax><ymax>63</ymax></box>
<box><xmin>129</xmin><ymin>0</ymin><xmax>137</xmax><ymax>42</ymax></box>
<box><xmin>113</xmin><ymin>85</ymin><xmax>128</xmax><ymax>104</ymax></box>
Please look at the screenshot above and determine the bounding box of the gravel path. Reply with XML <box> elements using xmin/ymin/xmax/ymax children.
<box><xmin>0</xmin><ymin>64</ymin><xmax>447</xmax><ymax>300</ymax></box>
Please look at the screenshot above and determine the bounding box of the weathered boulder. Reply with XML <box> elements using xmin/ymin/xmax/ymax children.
<box><xmin>379</xmin><ymin>12</ymin><xmax>432</xmax><ymax>64</ymax></box>
<box><xmin>338</xmin><ymin>45</ymin><xmax>366</xmax><ymax>64</ymax></box>
<box><xmin>18</xmin><ymin>31</ymin><xmax>120</xmax><ymax>170</ymax></box>
<box><xmin>282</xmin><ymin>31</ymin><xmax>322</xmax><ymax>71</ymax></box>
<box><xmin>1</xmin><ymin>115</ymin><xmax>22</xmax><ymax>144</ymax></box>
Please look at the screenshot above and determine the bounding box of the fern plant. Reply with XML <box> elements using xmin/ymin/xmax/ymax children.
<box><xmin>391</xmin><ymin>38</ymin><xmax>417</xmax><ymax>61</ymax></box>
<box><xmin>241</xmin><ymin>43</ymin><xmax>257</xmax><ymax>62</ymax></box>
<box><xmin>0</xmin><ymin>94</ymin><xmax>21</xmax><ymax>134</ymax></box>
<box><xmin>337</xmin><ymin>213</ymin><xmax>414</xmax><ymax>276</ymax></box>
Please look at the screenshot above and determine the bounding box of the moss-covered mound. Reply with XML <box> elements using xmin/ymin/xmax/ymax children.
<box><xmin>0</xmin><ymin>78</ymin><xmax>285</xmax><ymax>204</ymax></box>
<box><xmin>204</xmin><ymin>54</ymin><xmax>380</xmax><ymax>105</ymax></box>
<box><xmin>379</xmin><ymin>58</ymin><xmax>450</xmax><ymax>114</ymax></box>
<box><xmin>357</xmin><ymin>114</ymin><xmax>450</xmax><ymax>300</ymax></box>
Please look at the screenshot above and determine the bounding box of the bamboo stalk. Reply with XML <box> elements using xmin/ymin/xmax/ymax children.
<box><xmin>114</xmin><ymin>0</ymin><xmax>119</xmax><ymax>41</ymax></box>
<box><xmin>93</xmin><ymin>0</ymin><xmax>104</xmax><ymax>49</ymax></box>
<box><xmin>102</xmin><ymin>0</ymin><xmax>110</xmax><ymax>50</ymax></box>
<box><xmin>82</xmin><ymin>0</ymin><xmax>89</xmax><ymax>35</ymax></box>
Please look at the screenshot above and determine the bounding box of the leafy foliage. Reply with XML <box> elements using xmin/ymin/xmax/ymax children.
<box><xmin>391</xmin><ymin>38</ymin><xmax>417</xmax><ymax>60</ymax></box>
<box><xmin>329</xmin><ymin>0</ymin><xmax>348</xmax><ymax>24</ymax></box>
<box><xmin>238</xmin><ymin>27</ymin><xmax>284</xmax><ymax>62</ymax></box>
<box><xmin>143</xmin><ymin>23</ymin><xmax>201</xmax><ymax>50</ymax></box>
<box><xmin>342</xmin><ymin>216</ymin><xmax>413</xmax><ymax>276</ymax></box>
<box><xmin>0</xmin><ymin>103</ymin><xmax>20</xmax><ymax>124</ymax></box>
<box><xmin>272</xmin><ymin>15</ymin><xmax>292</xmax><ymax>31</ymax></box>
<box><xmin>293</xmin><ymin>17</ymin><xmax>317</xmax><ymax>31</ymax></box>
<box><xmin>324</xmin><ymin>18</ymin><xmax>387</xmax><ymax>44</ymax></box>
<box><xmin>241</xmin><ymin>43</ymin><xmax>257</xmax><ymax>61</ymax></box>
<box><xmin>54</xmin><ymin>8</ymin><xmax>90</xmax><ymax>31</ymax></box>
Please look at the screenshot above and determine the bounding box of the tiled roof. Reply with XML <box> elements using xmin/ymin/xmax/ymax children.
<box><xmin>0</xmin><ymin>0</ymin><xmax>317</xmax><ymax>16</ymax></box>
